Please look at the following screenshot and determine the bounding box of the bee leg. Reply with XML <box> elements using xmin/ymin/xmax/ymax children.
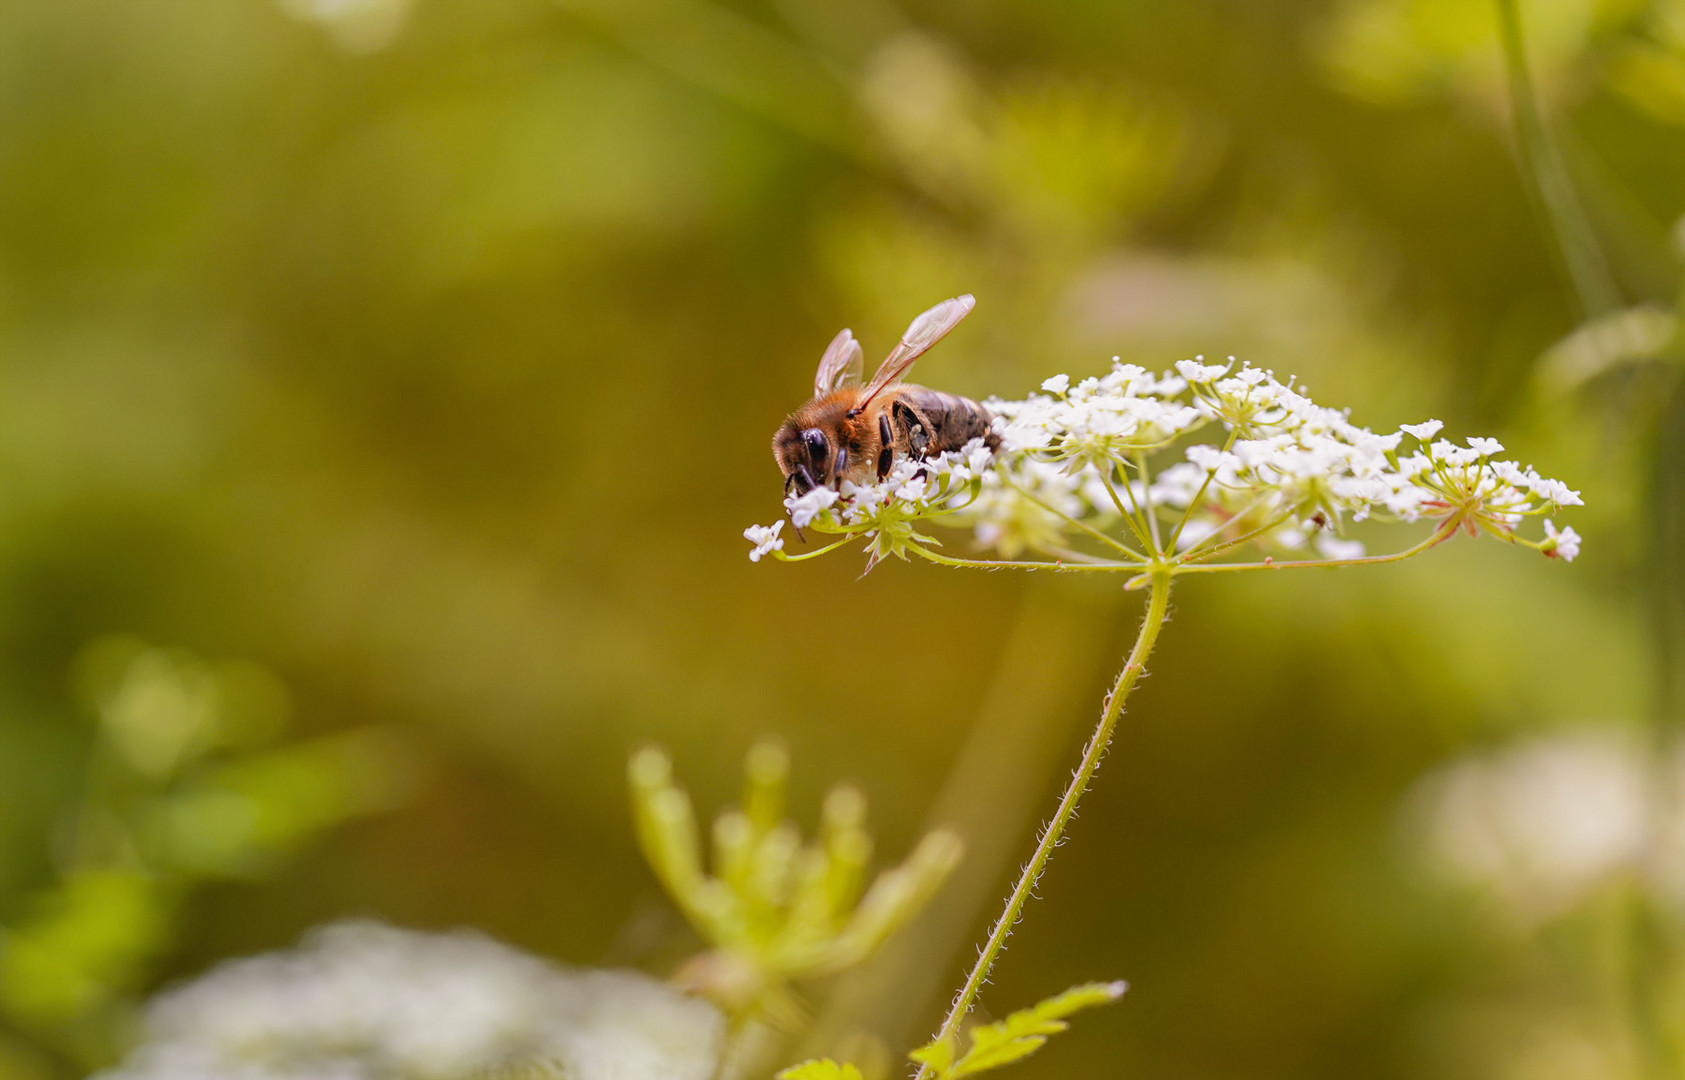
<box><xmin>782</xmin><ymin>474</ymin><xmax>807</xmax><ymax>540</ymax></box>
<box><xmin>893</xmin><ymin>404</ymin><xmax>930</xmax><ymax>459</ymax></box>
<box><xmin>877</xmin><ymin>414</ymin><xmax>894</xmax><ymax>480</ymax></box>
<box><xmin>831</xmin><ymin>447</ymin><xmax>849</xmax><ymax>489</ymax></box>
<box><xmin>795</xmin><ymin>465</ymin><xmax>817</xmax><ymax>494</ymax></box>
<box><xmin>907</xmin><ymin>423</ymin><xmax>931</xmax><ymax>479</ymax></box>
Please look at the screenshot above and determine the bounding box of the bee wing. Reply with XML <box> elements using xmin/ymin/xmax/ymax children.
<box><xmin>856</xmin><ymin>294</ymin><xmax>975</xmax><ymax>408</ymax></box>
<box><xmin>814</xmin><ymin>328</ymin><xmax>864</xmax><ymax>396</ymax></box>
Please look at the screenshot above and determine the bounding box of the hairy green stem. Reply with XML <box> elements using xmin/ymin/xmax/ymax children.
<box><xmin>907</xmin><ymin>547</ymin><xmax>1140</xmax><ymax>573</ymax></box>
<box><xmin>912</xmin><ymin>569</ymin><xmax>1173</xmax><ymax>1072</ymax></box>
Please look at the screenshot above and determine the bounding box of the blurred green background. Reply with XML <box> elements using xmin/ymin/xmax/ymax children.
<box><xmin>1</xmin><ymin>0</ymin><xmax>1682</xmax><ymax>1077</ymax></box>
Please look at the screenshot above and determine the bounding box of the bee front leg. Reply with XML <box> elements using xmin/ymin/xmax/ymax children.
<box><xmin>832</xmin><ymin>447</ymin><xmax>849</xmax><ymax>489</ymax></box>
<box><xmin>784</xmin><ymin>472</ymin><xmax>809</xmax><ymax>541</ymax></box>
<box><xmin>876</xmin><ymin>414</ymin><xmax>894</xmax><ymax>480</ymax></box>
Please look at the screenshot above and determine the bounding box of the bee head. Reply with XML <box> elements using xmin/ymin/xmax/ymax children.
<box><xmin>772</xmin><ymin>422</ymin><xmax>835</xmax><ymax>494</ymax></box>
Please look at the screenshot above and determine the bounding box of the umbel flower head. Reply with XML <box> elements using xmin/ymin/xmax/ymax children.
<box><xmin>629</xmin><ymin>741</ymin><xmax>962</xmax><ymax>1016</ymax></box>
<box><xmin>747</xmin><ymin>354</ymin><xmax>1583</xmax><ymax>576</ymax></box>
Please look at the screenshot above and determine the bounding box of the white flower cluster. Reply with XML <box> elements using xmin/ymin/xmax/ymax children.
<box><xmin>998</xmin><ymin>365</ymin><xmax>1203</xmax><ymax>469</ymax></box>
<box><xmin>1411</xmin><ymin>730</ymin><xmax>1685</xmax><ymax>925</ymax></box>
<box><xmin>97</xmin><ymin>920</ymin><xmax>723</xmax><ymax>1080</ymax></box>
<box><xmin>748</xmin><ymin>356</ymin><xmax>1583</xmax><ymax>568</ymax></box>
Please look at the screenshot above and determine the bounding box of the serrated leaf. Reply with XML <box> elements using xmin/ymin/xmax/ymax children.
<box><xmin>949</xmin><ymin>1034</ymin><xmax>1046</xmax><ymax>1077</ymax></box>
<box><xmin>777</xmin><ymin>1059</ymin><xmax>863</xmax><ymax>1080</ymax></box>
<box><xmin>1001</xmin><ymin>980</ymin><xmax>1127</xmax><ymax>1035</ymax></box>
<box><xmin>936</xmin><ymin>981</ymin><xmax>1127</xmax><ymax>1079</ymax></box>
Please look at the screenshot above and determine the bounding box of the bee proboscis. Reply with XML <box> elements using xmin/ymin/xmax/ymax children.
<box><xmin>772</xmin><ymin>295</ymin><xmax>1000</xmax><ymax>501</ymax></box>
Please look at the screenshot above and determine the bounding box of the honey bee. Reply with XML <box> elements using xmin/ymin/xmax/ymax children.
<box><xmin>772</xmin><ymin>294</ymin><xmax>1000</xmax><ymax>497</ymax></box>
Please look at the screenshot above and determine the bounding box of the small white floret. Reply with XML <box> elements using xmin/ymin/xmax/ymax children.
<box><xmin>744</xmin><ymin>521</ymin><xmax>785</xmax><ymax>562</ymax></box>
<box><xmin>1174</xmin><ymin>358</ymin><xmax>1230</xmax><ymax>383</ymax></box>
<box><xmin>1040</xmin><ymin>373</ymin><xmax>1071</xmax><ymax>395</ymax></box>
<box><xmin>1467</xmin><ymin>436</ymin><xmax>1505</xmax><ymax>457</ymax></box>
<box><xmin>1531</xmin><ymin>477</ymin><xmax>1583</xmax><ymax>507</ymax></box>
<box><xmin>1185</xmin><ymin>444</ymin><xmax>1230</xmax><ymax>472</ymax></box>
<box><xmin>1400</xmin><ymin>419</ymin><xmax>1443</xmax><ymax>440</ymax></box>
<box><xmin>784</xmin><ymin>486</ymin><xmax>839</xmax><ymax>529</ymax></box>
<box><xmin>1429</xmin><ymin>439</ymin><xmax>1480</xmax><ymax>466</ymax></box>
<box><xmin>894</xmin><ymin>476</ymin><xmax>929</xmax><ymax>502</ymax></box>
<box><xmin>1543</xmin><ymin>519</ymin><xmax>1581</xmax><ymax>562</ymax></box>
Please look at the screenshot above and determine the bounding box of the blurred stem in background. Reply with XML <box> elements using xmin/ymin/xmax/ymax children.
<box><xmin>1641</xmin><ymin>337</ymin><xmax>1685</xmax><ymax>1080</ymax></box>
<box><xmin>1495</xmin><ymin>0</ymin><xmax>1622</xmax><ymax>320</ymax></box>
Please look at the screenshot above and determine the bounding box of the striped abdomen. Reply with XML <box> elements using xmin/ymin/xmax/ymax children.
<box><xmin>886</xmin><ymin>385</ymin><xmax>1001</xmax><ymax>458</ymax></box>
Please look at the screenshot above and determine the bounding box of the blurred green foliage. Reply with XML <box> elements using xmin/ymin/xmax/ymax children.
<box><xmin>0</xmin><ymin>0</ymin><xmax>1681</xmax><ymax>1078</ymax></box>
<box><xmin>0</xmin><ymin>638</ymin><xmax>413</xmax><ymax>1071</ymax></box>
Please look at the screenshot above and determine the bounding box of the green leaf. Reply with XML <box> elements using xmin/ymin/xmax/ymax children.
<box><xmin>950</xmin><ymin>1031</ymin><xmax>1045</xmax><ymax>1076</ymax></box>
<box><xmin>937</xmin><ymin>981</ymin><xmax>1127</xmax><ymax>1079</ymax></box>
<box><xmin>995</xmin><ymin>980</ymin><xmax>1128</xmax><ymax>1034</ymax></box>
<box><xmin>909</xmin><ymin>1036</ymin><xmax>956</xmax><ymax>1076</ymax></box>
<box><xmin>777</xmin><ymin>1059</ymin><xmax>864</xmax><ymax>1080</ymax></box>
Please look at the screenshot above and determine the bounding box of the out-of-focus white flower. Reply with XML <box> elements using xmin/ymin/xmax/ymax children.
<box><xmin>961</xmin><ymin>457</ymin><xmax>1088</xmax><ymax>557</ymax></box>
<box><xmin>744</xmin><ymin>522</ymin><xmax>785</xmax><ymax>562</ymax></box>
<box><xmin>1314</xmin><ymin>535</ymin><xmax>1365</xmax><ymax>560</ymax></box>
<box><xmin>276</xmin><ymin>0</ymin><xmax>414</xmax><ymax>52</ymax></box>
<box><xmin>1040</xmin><ymin>373</ymin><xmax>1071</xmax><ymax>394</ymax></box>
<box><xmin>1400</xmin><ymin>419</ymin><xmax>1443</xmax><ymax>440</ymax></box>
<box><xmin>1409</xmin><ymin>730</ymin><xmax>1667</xmax><ymax>925</ymax></box>
<box><xmin>1184</xmin><ymin>444</ymin><xmax>1231</xmax><ymax>473</ymax></box>
<box><xmin>96</xmin><ymin>921</ymin><xmax>723</xmax><ymax>1080</ymax></box>
<box><xmin>1542</xmin><ymin>519</ymin><xmax>1581</xmax><ymax>562</ymax></box>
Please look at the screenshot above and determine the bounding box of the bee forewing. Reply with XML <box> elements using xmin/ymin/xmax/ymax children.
<box><xmin>814</xmin><ymin>328</ymin><xmax>864</xmax><ymax>396</ymax></box>
<box><xmin>903</xmin><ymin>294</ymin><xmax>975</xmax><ymax>352</ymax></box>
<box><xmin>859</xmin><ymin>294</ymin><xmax>976</xmax><ymax>405</ymax></box>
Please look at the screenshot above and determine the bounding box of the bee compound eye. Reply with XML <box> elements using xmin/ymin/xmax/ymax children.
<box><xmin>801</xmin><ymin>428</ymin><xmax>829</xmax><ymax>463</ymax></box>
